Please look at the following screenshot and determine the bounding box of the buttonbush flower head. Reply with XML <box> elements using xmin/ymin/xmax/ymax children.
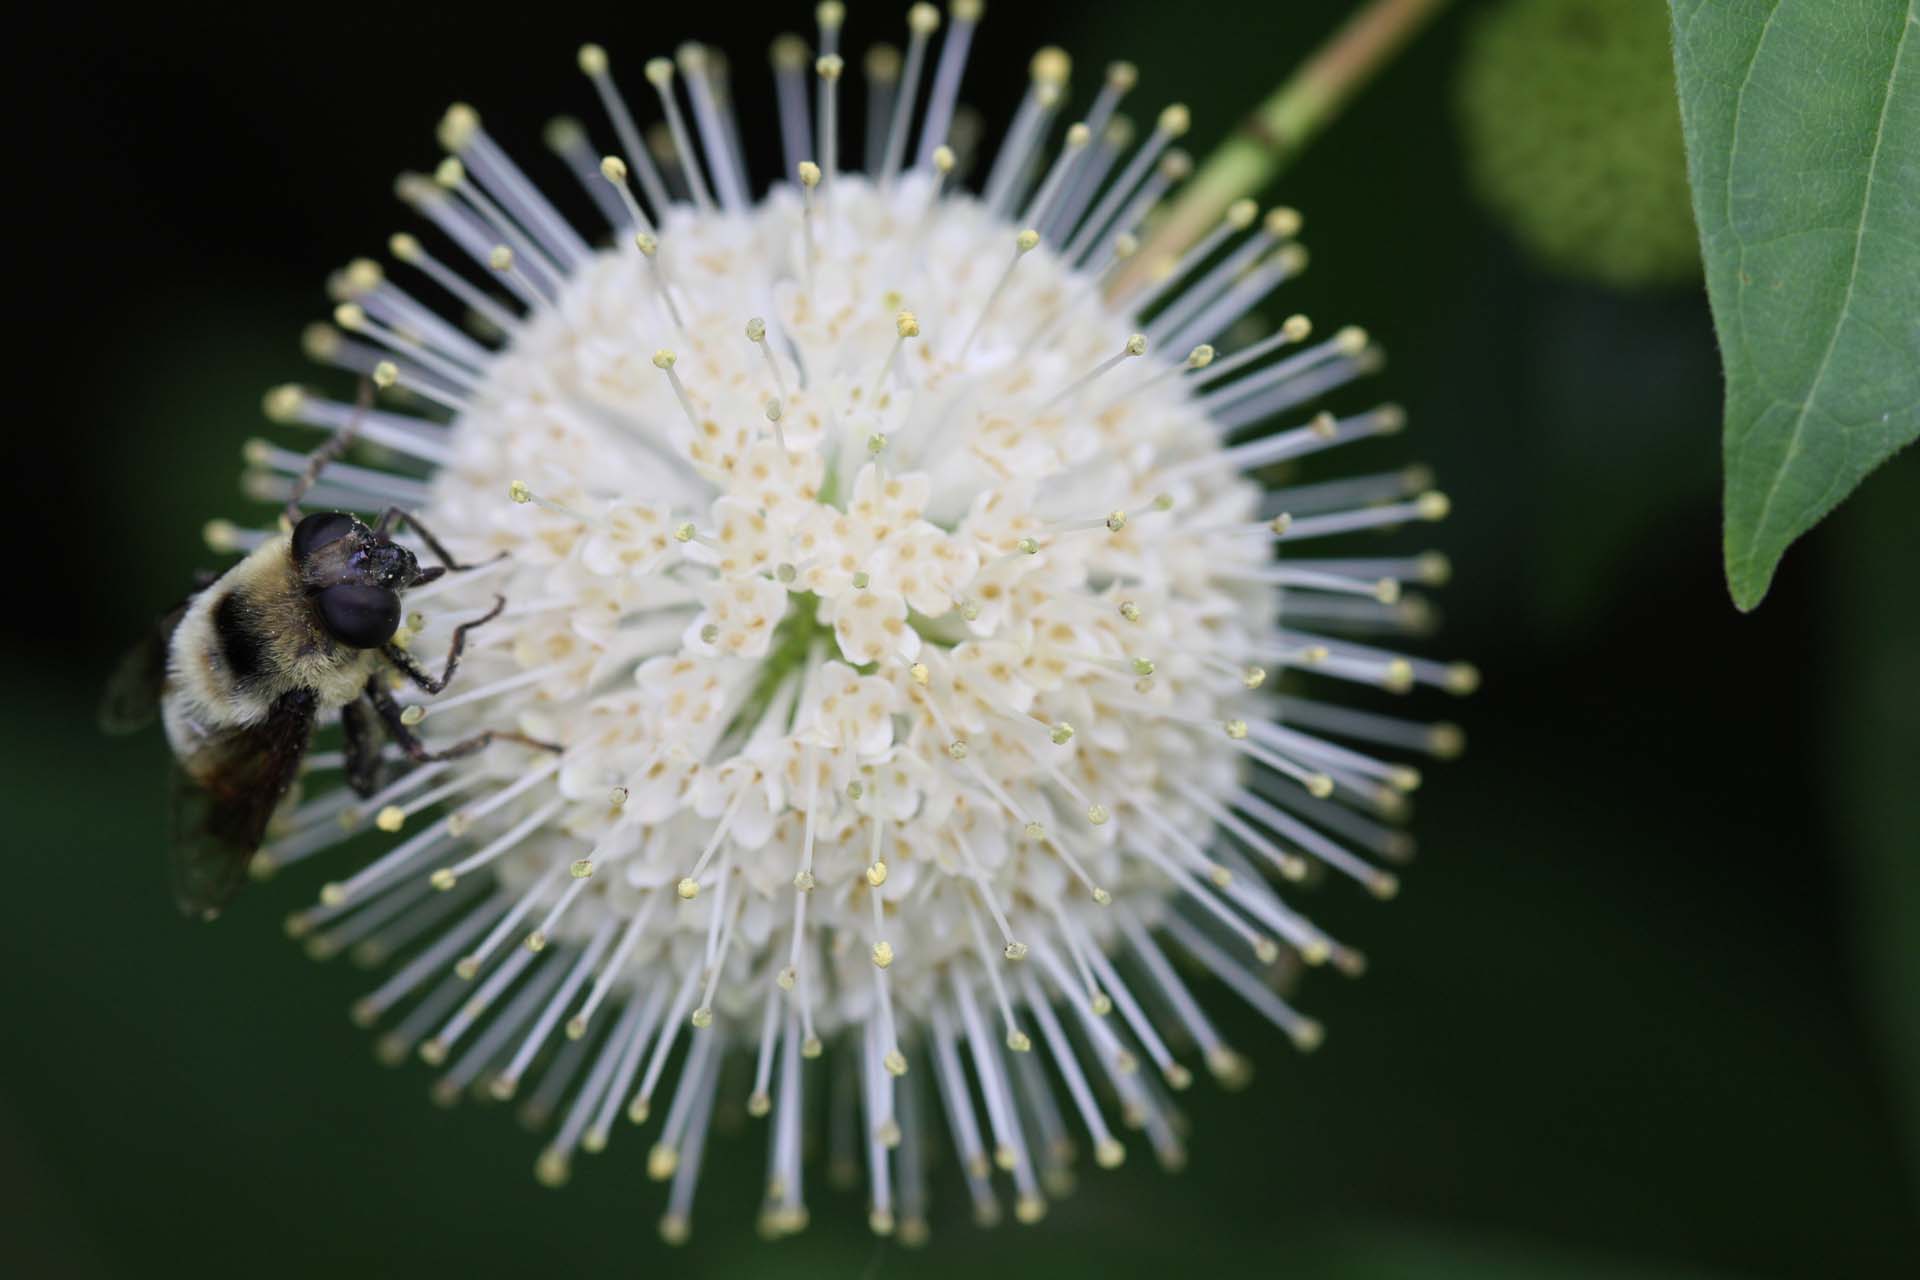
<box><xmin>249</xmin><ymin>0</ymin><xmax>1471</xmax><ymax>1244</ymax></box>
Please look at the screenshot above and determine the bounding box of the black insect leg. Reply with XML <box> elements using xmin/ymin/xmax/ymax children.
<box><xmin>383</xmin><ymin>595</ymin><xmax>506</xmax><ymax>695</ymax></box>
<box><xmin>373</xmin><ymin>506</ymin><xmax>508</xmax><ymax>577</ymax></box>
<box><xmin>282</xmin><ymin>377</ymin><xmax>374</xmax><ymax>526</ymax></box>
<box><xmin>363</xmin><ymin>678</ymin><xmax>561</xmax><ymax>762</ymax></box>
<box><xmin>340</xmin><ymin>699</ymin><xmax>387</xmax><ymax>798</ymax></box>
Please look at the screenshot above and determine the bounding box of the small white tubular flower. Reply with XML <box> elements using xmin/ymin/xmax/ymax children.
<box><xmin>254</xmin><ymin>3</ymin><xmax>1473</xmax><ymax>1246</ymax></box>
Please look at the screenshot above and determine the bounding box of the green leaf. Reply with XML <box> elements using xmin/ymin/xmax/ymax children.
<box><xmin>1669</xmin><ymin>0</ymin><xmax>1920</xmax><ymax>610</ymax></box>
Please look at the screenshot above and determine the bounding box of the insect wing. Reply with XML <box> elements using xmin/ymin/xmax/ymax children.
<box><xmin>99</xmin><ymin>601</ymin><xmax>188</xmax><ymax>735</ymax></box>
<box><xmin>170</xmin><ymin>688</ymin><xmax>317</xmax><ymax>920</ymax></box>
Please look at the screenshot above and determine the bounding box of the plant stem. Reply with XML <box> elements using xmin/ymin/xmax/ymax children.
<box><xmin>1112</xmin><ymin>0</ymin><xmax>1451</xmax><ymax>297</ymax></box>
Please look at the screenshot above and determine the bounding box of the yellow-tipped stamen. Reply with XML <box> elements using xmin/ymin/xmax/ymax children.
<box><xmin>961</xmin><ymin>228</ymin><xmax>1041</xmax><ymax>355</ymax></box>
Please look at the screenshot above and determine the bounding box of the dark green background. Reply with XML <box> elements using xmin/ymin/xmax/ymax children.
<box><xmin>10</xmin><ymin>1</ymin><xmax>1918</xmax><ymax>1275</ymax></box>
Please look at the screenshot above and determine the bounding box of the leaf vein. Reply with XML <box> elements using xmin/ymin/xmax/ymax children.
<box><xmin>1731</xmin><ymin>0</ymin><xmax>1917</xmax><ymax>581</ymax></box>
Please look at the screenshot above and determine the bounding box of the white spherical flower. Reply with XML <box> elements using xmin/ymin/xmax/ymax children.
<box><xmin>252</xmin><ymin>4</ymin><xmax>1472</xmax><ymax>1245</ymax></box>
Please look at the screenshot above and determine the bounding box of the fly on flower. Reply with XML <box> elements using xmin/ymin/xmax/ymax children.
<box><xmin>187</xmin><ymin>0</ymin><xmax>1472</xmax><ymax>1245</ymax></box>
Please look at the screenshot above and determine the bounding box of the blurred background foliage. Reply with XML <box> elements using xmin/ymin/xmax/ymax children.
<box><xmin>8</xmin><ymin>0</ymin><xmax>1917</xmax><ymax>1275</ymax></box>
<box><xmin>1456</xmin><ymin>0</ymin><xmax>1699</xmax><ymax>290</ymax></box>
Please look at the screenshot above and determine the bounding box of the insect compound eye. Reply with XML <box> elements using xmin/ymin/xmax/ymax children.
<box><xmin>292</xmin><ymin>511</ymin><xmax>358</xmax><ymax>561</ymax></box>
<box><xmin>316</xmin><ymin>583</ymin><xmax>402</xmax><ymax>649</ymax></box>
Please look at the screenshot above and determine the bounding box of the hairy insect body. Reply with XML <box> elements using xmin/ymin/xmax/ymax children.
<box><xmin>164</xmin><ymin>535</ymin><xmax>378</xmax><ymax>766</ymax></box>
<box><xmin>105</xmin><ymin>499</ymin><xmax>552</xmax><ymax>921</ymax></box>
